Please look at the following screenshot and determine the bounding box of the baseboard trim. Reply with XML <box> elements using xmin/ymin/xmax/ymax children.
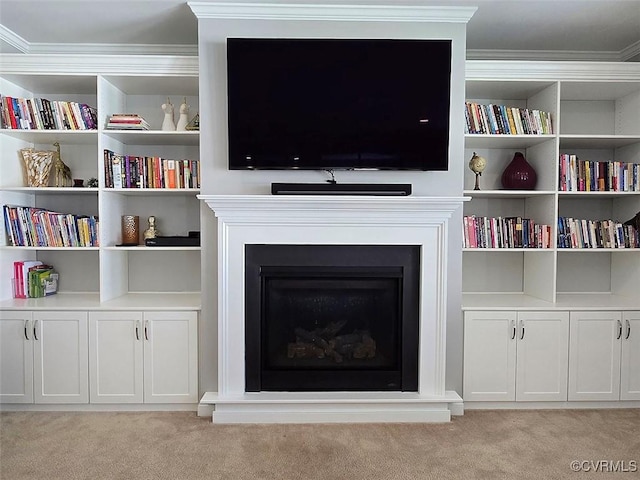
<box><xmin>0</xmin><ymin>403</ymin><xmax>198</xmax><ymax>412</ymax></box>
<box><xmin>464</xmin><ymin>400</ymin><xmax>640</xmax><ymax>410</ymax></box>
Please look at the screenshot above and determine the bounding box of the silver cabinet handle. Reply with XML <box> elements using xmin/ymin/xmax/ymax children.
<box><xmin>520</xmin><ymin>320</ymin><xmax>525</xmax><ymax>340</ymax></box>
<box><xmin>135</xmin><ymin>320</ymin><xmax>140</xmax><ymax>341</ymax></box>
<box><xmin>33</xmin><ymin>319</ymin><xmax>39</xmax><ymax>341</ymax></box>
<box><xmin>626</xmin><ymin>319</ymin><xmax>631</xmax><ymax>340</ymax></box>
<box><xmin>24</xmin><ymin>320</ymin><xmax>30</xmax><ymax>340</ymax></box>
<box><xmin>511</xmin><ymin>319</ymin><xmax>516</xmax><ymax>339</ymax></box>
<box><xmin>144</xmin><ymin>320</ymin><xmax>149</xmax><ymax>341</ymax></box>
<box><xmin>617</xmin><ymin>320</ymin><xmax>623</xmax><ymax>340</ymax></box>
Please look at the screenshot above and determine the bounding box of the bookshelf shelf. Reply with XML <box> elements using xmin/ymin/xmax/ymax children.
<box><xmin>0</xmin><ymin>187</ymin><xmax>99</xmax><ymax>194</ymax></box>
<box><xmin>101</xmin><ymin>188</ymin><xmax>200</xmax><ymax>195</ymax></box>
<box><xmin>463</xmin><ymin>190</ymin><xmax>554</xmax><ymax>198</ymax></box>
<box><xmin>1</xmin><ymin>129</ymin><xmax>98</xmax><ymax>144</ymax></box>
<box><xmin>559</xmin><ymin>134</ymin><xmax>640</xmax><ymax>149</ymax></box>
<box><xmin>103</xmin><ymin>246</ymin><xmax>201</xmax><ymax>251</ymax></box>
<box><xmin>102</xmin><ymin>130</ymin><xmax>199</xmax><ymax>146</ymax></box>
<box><xmin>464</xmin><ymin>134</ymin><xmax>554</xmax><ymax>149</ymax></box>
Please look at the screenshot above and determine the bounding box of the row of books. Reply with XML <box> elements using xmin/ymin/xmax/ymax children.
<box><xmin>103</xmin><ymin>149</ymin><xmax>200</xmax><ymax>189</ymax></box>
<box><xmin>558</xmin><ymin>217</ymin><xmax>639</xmax><ymax>249</ymax></box>
<box><xmin>12</xmin><ymin>260</ymin><xmax>58</xmax><ymax>298</ymax></box>
<box><xmin>463</xmin><ymin>215</ymin><xmax>553</xmax><ymax>249</ymax></box>
<box><xmin>464</xmin><ymin>102</ymin><xmax>553</xmax><ymax>135</ymax></box>
<box><xmin>3</xmin><ymin>205</ymin><xmax>99</xmax><ymax>248</ymax></box>
<box><xmin>0</xmin><ymin>95</ymin><xmax>97</xmax><ymax>130</ymax></box>
<box><xmin>105</xmin><ymin>113</ymin><xmax>150</xmax><ymax>130</ymax></box>
<box><xmin>559</xmin><ymin>154</ymin><xmax>639</xmax><ymax>192</ymax></box>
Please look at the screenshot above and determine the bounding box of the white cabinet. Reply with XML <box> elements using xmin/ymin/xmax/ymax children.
<box><xmin>463</xmin><ymin>310</ymin><xmax>569</xmax><ymax>401</ymax></box>
<box><xmin>89</xmin><ymin>310</ymin><xmax>198</xmax><ymax>404</ymax></box>
<box><xmin>569</xmin><ymin>311</ymin><xmax>640</xmax><ymax>401</ymax></box>
<box><xmin>621</xmin><ymin>312</ymin><xmax>640</xmax><ymax>400</ymax></box>
<box><xmin>0</xmin><ymin>311</ymin><xmax>33</xmax><ymax>403</ymax></box>
<box><xmin>0</xmin><ymin>310</ymin><xmax>88</xmax><ymax>404</ymax></box>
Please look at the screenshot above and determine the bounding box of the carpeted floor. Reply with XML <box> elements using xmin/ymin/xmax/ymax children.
<box><xmin>1</xmin><ymin>409</ymin><xmax>639</xmax><ymax>480</ymax></box>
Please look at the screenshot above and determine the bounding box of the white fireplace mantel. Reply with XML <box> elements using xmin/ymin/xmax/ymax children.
<box><xmin>199</xmin><ymin>195</ymin><xmax>468</xmax><ymax>423</ymax></box>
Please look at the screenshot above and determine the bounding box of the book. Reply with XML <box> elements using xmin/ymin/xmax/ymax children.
<box><xmin>16</xmin><ymin>260</ymin><xmax>43</xmax><ymax>298</ymax></box>
<box><xmin>28</xmin><ymin>264</ymin><xmax>57</xmax><ymax>297</ymax></box>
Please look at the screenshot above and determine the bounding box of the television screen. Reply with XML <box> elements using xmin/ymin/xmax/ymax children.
<box><xmin>227</xmin><ymin>38</ymin><xmax>452</xmax><ymax>171</ymax></box>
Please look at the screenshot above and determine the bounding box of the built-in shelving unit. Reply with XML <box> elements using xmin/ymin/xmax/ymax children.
<box><xmin>0</xmin><ymin>55</ymin><xmax>201</xmax><ymax>310</ymax></box>
<box><xmin>463</xmin><ymin>62</ymin><xmax>640</xmax><ymax>310</ymax></box>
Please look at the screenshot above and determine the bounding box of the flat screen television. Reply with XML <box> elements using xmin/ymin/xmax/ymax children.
<box><xmin>227</xmin><ymin>38</ymin><xmax>452</xmax><ymax>171</ymax></box>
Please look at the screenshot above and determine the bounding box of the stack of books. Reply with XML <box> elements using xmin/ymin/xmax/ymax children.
<box><xmin>103</xmin><ymin>149</ymin><xmax>200</xmax><ymax>189</ymax></box>
<box><xmin>464</xmin><ymin>102</ymin><xmax>553</xmax><ymax>135</ymax></box>
<box><xmin>463</xmin><ymin>215</ymin><xmax>553</xmax><ymax>249</ymax></box>
<box><xmin>1</xmin><ymin>95</ymin><xmax>97</xmax><ymax>130</ymax></box>
<box><xmin>105</xmin><ymin>113</ymin><xmax>150</xmax><ymax>130</ymax></box>
<box><xmin>3</xmin><ymin>205</ymin><xmax>99</xmax><ymax>247</ymax></box>
<box><xmin>13</xmin><ymin>260</ymin><xmax>58</xmax><ymax>298</ymax></box>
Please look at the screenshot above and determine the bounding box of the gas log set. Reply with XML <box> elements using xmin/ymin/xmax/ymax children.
<box><xmin>287</xmin><ymin>320</ymin><xmax>377</xmax><ymax>363</ymax></box>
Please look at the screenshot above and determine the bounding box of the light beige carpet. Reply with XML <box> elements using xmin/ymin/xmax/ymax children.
<box><xmin>1</xmin><ymin>409</ymin><xmax>639</xmax><ymax>480</ymax></box>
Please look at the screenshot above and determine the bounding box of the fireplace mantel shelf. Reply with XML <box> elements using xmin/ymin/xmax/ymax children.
<box><xmin>199</xmin><ymin>194</ymin><xmax>468</xmax><ymax>423</ymax></box>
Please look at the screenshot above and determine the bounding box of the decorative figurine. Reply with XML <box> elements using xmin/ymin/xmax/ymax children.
<box><xmin>185</xmin><ymin>113</ymin><xmax>199</xmax><ymax>131</ymax></box>
<box><xmin>87</xmin><ymin>177</ymin><xmax>99</xmax><ymax>188</ymax></box>
<box><xmin>161</xmin><ymin>97</ymin><xmax>175</xmax><ymax>131</ymax></box>
<box><xmin>468</xmin><ymin>152</ymin><xmax>487</xmax><ymax>191</ymax></box>
<box><xmin>143</xmin><ymin>215</ymin><xmax>159</xmax><ymax>240</ymax></box>
<box><xmin>53</xmin><ymin>142</ymin><xmax>72</xmax><ymax>187</ymax></box>
<box><xmin>176</xmin><ymin>97</ymin><xmax>190</xmax><ymax>131</ymax></box>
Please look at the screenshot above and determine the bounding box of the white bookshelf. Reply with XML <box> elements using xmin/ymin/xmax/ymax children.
<box><xmin>0</xmin><ymin>55</ymin><xmax>201</xmax><ymax>309</ymax></box>
<box><xmin>463</xmin><ymin>62</ymin><xmax>640</xmax><ymax>310</ymax></box>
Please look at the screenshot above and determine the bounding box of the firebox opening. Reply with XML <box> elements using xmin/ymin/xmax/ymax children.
<box><xmin>245</xmin><ymin>245</ymin><xmax>420</xmax><ymax>392</ymax></box>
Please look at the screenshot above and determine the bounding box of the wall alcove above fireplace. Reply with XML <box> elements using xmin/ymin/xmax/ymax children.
<box><xmin>245</xmin><ymin>244</ymin><xmax>420</xmax><ymax>392</ymax></box>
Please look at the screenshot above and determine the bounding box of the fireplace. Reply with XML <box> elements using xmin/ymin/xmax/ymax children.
<box><xmin>199</xmin><ymin>195</ymin><xmax>466</xmax><ymax>423</ymax></box>
<box><xmin>245</xmin><ymin>245</ymin><xmax>420</xmax><ymax>392</ymax></box>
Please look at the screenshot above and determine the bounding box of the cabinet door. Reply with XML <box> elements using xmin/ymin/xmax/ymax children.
<box><xmin>89</xmin><ymin>311</ymin><xmax>143</xmax><ymax>403</ymax></box>
<box><xmin>463</xmin><ymin>311</ymin><xmax>517</xmax><ymax>401</ymax></box>
<box><xmin>33</xmin><ymin>311</ymin><xmax>89</xmax><ymax>404</ymax></box>
<box><xmin>0</xmin><ymin>311</ymin><xmax>34</xmax><ymax>403</ymax></box>
<box><xmin>620</xmin><ymin>311</ymin><xmax>640</xmax><ymax>401</ymax></box>
<box><xmin>143</xmin><ymin>311</ymin><xmax>198</xmax><ymax>403</ymax></box>
<box><xmin>568</xmin><ymin>311</ymin><xmax>622</xmax><ymax>401</ymax></box>
<box><xmin>516</xmin><ymin>311</ymin><xmax>569</xmax><ymax>401</ymax></box>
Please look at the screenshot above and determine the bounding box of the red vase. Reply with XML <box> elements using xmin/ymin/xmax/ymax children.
<box><xmin>501</xmin><ymin>152</ymin><xmax>537</xmax><ymax>190</ymax></box>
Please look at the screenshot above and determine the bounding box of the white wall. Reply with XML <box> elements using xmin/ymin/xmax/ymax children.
<box><xmin>197</xmin><ymin>16</ymin><xmax>468</xmax><ymax>394</ymax></box>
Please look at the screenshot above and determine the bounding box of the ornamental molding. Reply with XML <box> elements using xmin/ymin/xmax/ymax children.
<box><xmin>188</xmin><ymin>2</ymin><xmax>477</xmax><ymax>23</ymax></box>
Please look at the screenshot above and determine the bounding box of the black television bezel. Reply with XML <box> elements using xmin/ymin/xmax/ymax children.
<box><xmin>226</xmin><ymin>37</ymin><xmax>452</xmax><ymax>172</ymax></box>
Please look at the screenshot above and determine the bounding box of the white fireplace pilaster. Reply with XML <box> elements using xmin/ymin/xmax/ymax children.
<box><xmin>199</xmin><ymin>195</ymin><xmax>467</xmax><ymax>423</ymax></box>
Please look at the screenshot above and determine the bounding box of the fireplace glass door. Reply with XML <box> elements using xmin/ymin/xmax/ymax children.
<box><xmin>245</xmin><ymin>245</ymin><xmax>420</xmax><ymax>392</ymax></box>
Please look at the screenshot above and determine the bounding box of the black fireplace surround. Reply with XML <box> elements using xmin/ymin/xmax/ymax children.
<box><xmin>245</xmin><ymin>245</ymin><xmax>420</xmax><ymax>392</ymax></box>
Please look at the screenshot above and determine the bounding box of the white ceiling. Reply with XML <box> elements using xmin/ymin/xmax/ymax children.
<box><xmin>0</xmin><ymin>0</ymin><xmax>639</xmax><ymax>60</ymax></box>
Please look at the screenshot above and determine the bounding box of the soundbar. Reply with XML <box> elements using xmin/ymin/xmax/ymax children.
<box><xmin>271</xmin><ymin>183</ymin><xmax>412</xmax><ymax>196</ymax></box>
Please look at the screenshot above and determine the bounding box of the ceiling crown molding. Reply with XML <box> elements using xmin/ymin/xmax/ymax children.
<box><xmin>26</xmin><ymin>42</ymin><xmax>198</xmax><ymax>56</ymax></box>
<box><xmin>0</xmin><ymin>24</ymin><xmax>29</xmax><ymax>53</ymax></box>
<box><xmin>188</xmin><ymin>2</ymin><xmax>477</xmax><ymax>23</ymax></box>
<box><xmin>0</xmin><ymin>54</ymin><xmax>199</xmax><ymax>76</ymax></box>
<box><xmin>467</xmin><ymin>49</ymin><xmax>622</xmax><ymax>63</ymax></box>
<box><xmin>466</xmin><ymin>60</ymin><xmax>640</xmax><ymax>81</ymax></box>
<box><xmin>620</xmin><ymin>39</ymin><xmax>640</xmax><ymax>62</ymax></box>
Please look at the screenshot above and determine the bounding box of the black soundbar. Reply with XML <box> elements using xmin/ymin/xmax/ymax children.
<box><xmin>271</xmin><ymin>183</ymin><xmax>412</xmax><ymax>196</ymax></box>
